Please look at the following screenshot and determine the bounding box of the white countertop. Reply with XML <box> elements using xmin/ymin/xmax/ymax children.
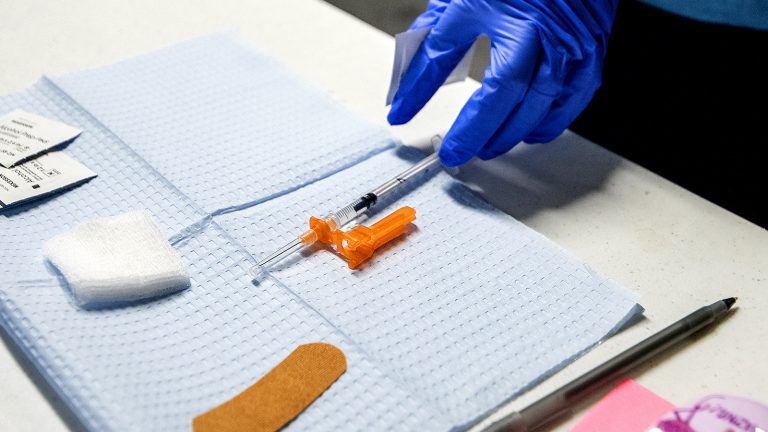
<box><xmin>1</xmin><ymin>1</ymin><xmax>766</xmax><ymax>431</ymax></box>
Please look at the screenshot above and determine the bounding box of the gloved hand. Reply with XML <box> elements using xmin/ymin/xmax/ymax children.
<box><xmin>387</xmin><ymin>0</ymin><xmax>618</xmax><ymax>166</ymax></box>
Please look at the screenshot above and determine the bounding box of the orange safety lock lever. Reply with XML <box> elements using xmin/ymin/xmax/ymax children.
<box><xmin>305</xmin><ymin>206</ymin><xmax>416</xmax><ymax>269</ymax></box>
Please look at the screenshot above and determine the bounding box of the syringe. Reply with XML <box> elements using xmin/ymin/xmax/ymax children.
<box><xmin>254</xmin><ymin>151</ymin><xmax>440</xmax><ymax>272</ymax></box>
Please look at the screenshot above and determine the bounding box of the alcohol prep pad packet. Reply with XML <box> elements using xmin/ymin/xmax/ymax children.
<box><xmin>0</xmin><ymin>109</ymin><xmax>82</xmax><ymax>168</ymax></box>
<box><xmin>0</xmin><ymin>151</ymin><xmax>96</xmax><ymax>210</ymax></box>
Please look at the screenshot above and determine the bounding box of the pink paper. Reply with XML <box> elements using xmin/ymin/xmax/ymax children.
<box><xmin>571</xmin><ymin>378</ymin><xmax>675</xmax><ymax>432</ymax></box>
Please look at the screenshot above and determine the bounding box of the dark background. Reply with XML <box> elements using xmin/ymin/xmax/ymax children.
<box><xmin>324</xmin><ymin>0</ymin><xmax>767</xmax><ymax>228</ymax></box>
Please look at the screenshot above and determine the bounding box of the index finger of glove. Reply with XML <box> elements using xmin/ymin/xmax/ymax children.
<box><xmin>387</xmin><ymin>4</ymin><xmax>480</xmax><ymax>125</ymax></box>
<box><xmin>438</xmin><ymin>23</ymin><xmax>542</xmax><ymax>166</ymax></box>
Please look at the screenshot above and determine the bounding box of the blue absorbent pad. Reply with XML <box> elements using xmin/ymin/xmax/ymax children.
<box><xmin>0</xmin><ymin>34</ymin><xmax>642</xmax><ymax>431</ymax></box>
<box><xmin>50</xmin><ymin>33</ymin><xmax>394</xmax><ymax>214</ymax></box>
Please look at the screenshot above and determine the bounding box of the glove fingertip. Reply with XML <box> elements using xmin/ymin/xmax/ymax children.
<box><xmin>387</xmin><ymin>109</ymin><xmax>404</xmax><ymax>125</ymax></box>
<box><xmin>523</xmin><ymin>132</ymin><xmax>560</xmax><ymax>144</ymax></box>
<box><xmin>476</xmin><ymin>144</ymin><xmax>515</xmax><ymax>161</ymax></box>
<box><xmin>524</xmin><ymin>124</ymin><xmax>566</xmax><ymax>143</ymax></box>
<box><xmin>387</xmin><ymin>99</ymin><xmax>413</xmax><ymax>125</ymax></box>
<box><xmin>438</xmin><ymin>143</ymin><xmax>473</xmax><ymax>167</ymax></box>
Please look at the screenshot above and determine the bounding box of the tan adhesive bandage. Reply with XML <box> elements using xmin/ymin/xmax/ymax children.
<box><xmin>193</xmin><ymin>343</ymin><xmax>347</xmax><ymax>432</ymax></box>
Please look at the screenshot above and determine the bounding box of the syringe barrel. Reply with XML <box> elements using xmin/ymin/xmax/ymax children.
<box><xmin>370</xmin><ymin>153</ymin><xmax>439</xmax><ymax>198</ymax></box>
<box><xmin>332</xmin><ymin>193</ymin><xmax>377</xmax><ymax>227</ymax></box>
<box><xmin>334</xmin><ymin>153</ymin><xmax>439</xmax><ymax>227</ymax></box>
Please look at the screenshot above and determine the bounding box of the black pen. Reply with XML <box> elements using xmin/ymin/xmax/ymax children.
<box><xmin>484</xmin><ymin>298</ymin><xmax>737</xmax><ymax>432</ymax></box>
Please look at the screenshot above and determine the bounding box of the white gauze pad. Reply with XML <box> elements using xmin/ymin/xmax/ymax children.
<box><xmin>43</xmin><ymin>210</ymin><xmax>190</xmax><ymax>307</ymax></box>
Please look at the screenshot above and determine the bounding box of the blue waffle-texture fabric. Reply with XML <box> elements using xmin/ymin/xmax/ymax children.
<box><xmin>0</xmin><ymin>34</ymin><xmax>641</xmax><ymax>431</ymax></box>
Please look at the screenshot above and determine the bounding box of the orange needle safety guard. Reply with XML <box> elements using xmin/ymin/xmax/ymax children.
<box><xmin>305</xmin><ymin>206</ymin><xmax>416</xmax><ymax>269</ymax></box>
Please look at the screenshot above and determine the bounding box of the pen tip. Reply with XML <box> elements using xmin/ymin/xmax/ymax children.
<box><xmin>723</xmin><ymin>297</ymin><xmax>737</xmax><ymax>309</ymax></box>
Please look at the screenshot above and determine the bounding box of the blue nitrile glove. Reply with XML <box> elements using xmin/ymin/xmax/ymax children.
<box><xmin>387</xmin><ymin>0</ymin><xmax>618</xmax><ymax>167</ymax></box>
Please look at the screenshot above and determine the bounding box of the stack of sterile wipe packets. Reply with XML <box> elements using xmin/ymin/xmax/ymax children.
<box><xmin>0</xmin><ymin>109</ymin><xmax>94</xmax><ymax>209</ymax></box>
<box><xmin>0</xmin><ymin>34</ymin><xmax>643</xmax><ymax>432</ymax></box>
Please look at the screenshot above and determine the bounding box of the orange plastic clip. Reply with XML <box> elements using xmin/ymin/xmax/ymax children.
<box><xmin>307</xmin><ymin>206</ymin><xmax>416</xmax><ymax>269</ymax></box>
